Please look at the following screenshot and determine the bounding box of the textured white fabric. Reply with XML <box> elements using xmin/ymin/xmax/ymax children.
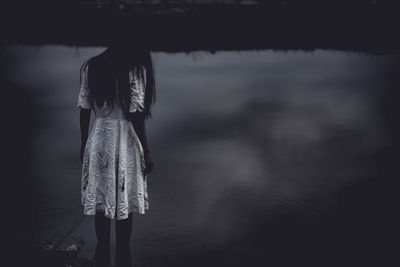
<box><xmin>129</xmin><ymin>65</ymin><xmax>146</xmax><ymax>113</ymax></box>
<box><xmin>77</xmin><ymin>62</ymin><xmax>149</xmax><ymax>220</ymax></box>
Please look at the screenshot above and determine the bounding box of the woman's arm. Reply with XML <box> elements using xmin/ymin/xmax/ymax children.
<box><xmin>129</xmin><ymin>112</ymin><xmax>150</xmax><ymax>153</ymax></box>
<box><xmin>80</xmin><ymin>108</ymin><xmax>91</xmax><ymax>162</ymax></box>
<box><xmin>129</xmin><ymin>112</ymin><xmax>154</xmax><ymax>174</ymax></box>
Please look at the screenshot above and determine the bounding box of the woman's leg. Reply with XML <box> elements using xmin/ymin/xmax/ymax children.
<box><xmin>115</xmin><ymin>212</ymin><xmax>133</xmax><ymax>267</ymax></box>
<box><xmin>94</xmin><ymin>211</ymin><xmax>111</xmax><ymax>267</ymax></box>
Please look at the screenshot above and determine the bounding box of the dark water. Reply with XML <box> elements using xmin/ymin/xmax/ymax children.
<box><xmin>2</xmin><ymin>45</ymin><xmax>399</xmax><ymax>266</ymax></box>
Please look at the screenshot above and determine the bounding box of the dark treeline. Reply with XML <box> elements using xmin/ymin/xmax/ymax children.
<box><xmin>1</xmin><ymin>0</ymin><xmax>399</xmax><ymax>53</ymax></box>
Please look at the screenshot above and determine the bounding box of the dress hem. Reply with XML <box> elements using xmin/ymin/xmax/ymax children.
<box><xmin>83</xmin><ymin>204</ymin><xmax>149</xmax><ymax>220</ymax></box>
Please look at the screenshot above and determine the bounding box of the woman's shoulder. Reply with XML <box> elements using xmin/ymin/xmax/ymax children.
<box><xmin>131</xmin><ymin>64</ymin><xmax>147</xmax><ymax>78</ymax></box>
<box><xmin>80</xmin><ymin>58</ymin><xmax>93</xmax><ymax>75</ymax></box>
<box><xmin>130</xmin><ymin>63</ymin><xmax>146</xmax><ymax>71</ymax></box>
<box><xmin>80</xmin><ymin>56</ymin><xmax>103</xmax><ymax>78</ymax></box>
<box><xmin>82</xmin><ymin>55</ymin><xmax>102</xmax><ymax>69</ymax></box>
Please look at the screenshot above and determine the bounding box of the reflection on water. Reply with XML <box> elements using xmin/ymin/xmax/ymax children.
<box><xmin>1</xmin><ymin>45</ymin><xmax>399</xmax><ymax>266</ymax></box>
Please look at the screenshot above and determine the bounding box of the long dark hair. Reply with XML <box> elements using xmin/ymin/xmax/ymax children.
<box><xmin>80</xmin><ymin>44</ymin><xmax>156</xmax><ymax>119</ymax></box>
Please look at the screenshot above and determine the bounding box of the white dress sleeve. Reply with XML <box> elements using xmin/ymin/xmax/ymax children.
<box><xmin>129</xmin><ymin>65</ymin><xmax>146</xmax><ymax>113</ymax></box>
<box><xmin>77</xmin><ymin>62</ymin><xmax>91</xmax><ymax>109</ymax></box>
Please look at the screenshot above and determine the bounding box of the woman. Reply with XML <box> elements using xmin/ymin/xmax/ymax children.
<box><xmin>77</xmin><ymin>44</ymin><xmax>155</xmax><ymax>267</ymax></box>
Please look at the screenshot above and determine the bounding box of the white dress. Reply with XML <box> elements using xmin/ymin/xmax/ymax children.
<box><xmin>77</xmin><ymin>62</ymin><xmax>149</xmax><ymax>220</ymax></box>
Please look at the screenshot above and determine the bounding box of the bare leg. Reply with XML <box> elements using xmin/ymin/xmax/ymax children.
<box><xmin>95</xmin><ymin>211</ymin><xmax>111</xmax><ymax>267</ymax></box>
<box><xmin>115</xmin><ymin>212</ymin><xmax>133</xmax><ymax>267</ymax></box>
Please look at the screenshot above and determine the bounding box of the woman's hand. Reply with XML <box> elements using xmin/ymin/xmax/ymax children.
<box><xmin>143</xmin><ymin>149</ymin><xmax>154</xmax><ymax>174</ymax></box>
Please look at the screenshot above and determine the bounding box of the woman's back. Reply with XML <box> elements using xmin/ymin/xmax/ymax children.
<box><xmin>78</xmin><ymin>57</ymin><xmax>149</xmax><ymax>221</ymax></box>
<box><xmin>92</xmin><ymin>87</ymin><xmax>128</xmax><ymax>120</ymax></box>
<box><xmin>78</xmin><ymin>59</ymin><xmax>146</xmax><ymax>120</ymax></box>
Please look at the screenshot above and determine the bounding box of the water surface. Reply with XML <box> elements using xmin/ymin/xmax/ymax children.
<box><xmin>2</xmin><ymin>45</ymin><xmax>399</xmax><ymax>266</ymax></box>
